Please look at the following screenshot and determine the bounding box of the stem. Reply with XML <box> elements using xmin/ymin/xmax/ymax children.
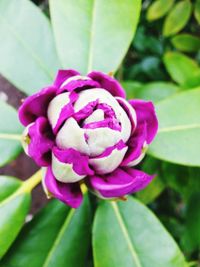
<box><xmin>16</xmin><ymin>169</ymin><xmax>42</xmax><ymax>195</ymax></box>
<box><xmin>0</xmin><ymin>133</ymin><xmax>22</xmax><ymax>141</ymax></box>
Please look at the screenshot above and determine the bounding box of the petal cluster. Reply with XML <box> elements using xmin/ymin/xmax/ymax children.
<box><xmin>19</xmin><ymin>70</ymin><xmax>158</xmax><ymax>208</ymax></box>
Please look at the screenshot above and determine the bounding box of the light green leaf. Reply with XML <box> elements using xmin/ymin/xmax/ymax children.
<box><xmin>194</xmin><ymin>0</ymin><xmax>200</xmax><ymax>24</ymax></box>
<box><xmin>147</xmin><ymin>0</ymin><xmax>174</xmax><ymax>21</ymax></box>
<box><xmin>163</xmin><ymin>52</ymin><xmax>199</xmax><ymax>85</ymax></box>
<box><xmin>0</xmin><ymin>100</ymin><xmax>23</xmax><ymax>167</ymax></box>
<box><xmin>1</xmin><ymin>196</ymin><xmax>91</xmax><ymax>267</ymax></box>
<box><xmin>49</xmin><ymin>0</ymin><xmax>141</xmax><ymax>74</ymax></box>
<box><xmin>122</xmin><ymin>81</ymin><xmax>179</xmax><ymax>102</ymax></box>
<box><xmin>93</xmin><ymin>197</ymin><xmax>186</xmax><ymax>267</ymax></box>
<box><xmin>171</xmin><ymin>34</ymin><xmax>200</xmax><ymax>52</ymax></box>
<box><xmin>149</xmin><ymin>88</ymin><xmax>200</xmax><ymax>166</ymax></box>
<box><xmin>0</xmin><ymin>177</ymin><xmax>31</xmax><ymax>259</ymax></box>
<box><xmin>163</xmin><ymin>0</ymin><xmax>192</xmax><ymax>37</ymax></box>
<box><xmin>0</xmin><ymin>0</ymin><xmax>60</xmax><ymax>95</ymax></box>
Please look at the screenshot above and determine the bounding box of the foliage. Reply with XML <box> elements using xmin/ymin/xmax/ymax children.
<box><xmin>0</xmin><ymin>0</ymin><xmax>199</xmax><ymax>266</ymax></box>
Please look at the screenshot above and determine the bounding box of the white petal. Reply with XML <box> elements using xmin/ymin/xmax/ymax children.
<box><xmin>84</xmin><ymin>109</ymin><xmax>104</xmax><ymax>124</ymax></box>
<box><xmin>116</xmin><ymin>97</ymin><xmax>137</xmax><ymax>131</ymax></box>
<box><xmin>127</xmin><ymin>143</ymin><xmax>148</xmax><ymax>167</ymax></box>
<box><xmin>56</xmin><ymin>118</ymin><xmax>90</xmax><ymax>155</ymax></box>
<box><xmin>61</xmin><ymin>75</ymin><xmax>90</xmax><ymax>88</ymax></box>
<box><xmin>52</xmin><ymin>154</ymin><xmax>85</xmax><ymax>183</ymax></box>
<box><xmin>85</xmin><ymin>128</ymin><xmax>121</xmax><ymax>157</ymax></box>
<box><xmin>22</xmin><ymin>123</ymin><xmax>34</xmax><ymax>156</ymax></box>
<box><xmin>41</xmin><ymin>167</ymin><xmax>52</xmax><ymax>198</ymax></box>
<box><xmin>74</xmin><ymin>88</ymin><xmax>131</xmax><ymax>142</ymax></box>
<box><xmin>47</xmin><ymin>92</ymin><xmax>70</xmax><ymax>129</ymax></box>
<box><xmin>89</xmin><ymin>146</ymin><xmax>128</xmax><ymax>174</ymax></box>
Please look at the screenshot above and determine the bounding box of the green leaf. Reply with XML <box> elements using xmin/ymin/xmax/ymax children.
<box><xmin>163</xmin><ymin>52</ymin><xmax>199</xmax><ymax>85</ymax></box>
<box><xmin>136</xmin><ymin>157</ymin><xmax>165</xmax><ymax>204</ymax></box>
<box><xmin>163</xmin><ymin>0</ymin><xmax>192</xmax><ymax>37</ymax></box>
<box><xmin>147</xmin><ymin>0</ymin><xmax>174</xmax><ymax>21</ymax></box>
<box><xmin>0</xmin><ymin>0</ymin><xmax>60</xmax><ymax>95</ymax></box>
<box><xmin>93</xmin><ymin>197</ymin><xmax>186</xmax><ymax>267</ymax></box>
<box><xmin>194</xmin><ymin>0</ymin><xmax>200</xmax><ymax>24</ymax></box>
<box><xmin>171</xmin><ymin>34</ymin><xmax>200</xmax><ymax>52</ymax></box>
<box><xmin>149</xmin><ymin>88</ymin><xmax>200</xmax><ymax>166</ymax></box>
<box><xmin>49</xmin><ymin>0</ymin><xmax>141</xmax><ymax>74</ymax></box>
<box><xmin>182</xmin><ymin>193</ymin><xmax>200</xmax><ymax>252</ymax></box>
<box><xmin>1</xmin><ymin>196</ymin><xmax>91</xmax><ymax>267</ymax></box>
<box><xmin>122</xmin><ymin>81</ymin><xmax>179</xmax><ymax>102</ymax></box>
<box><xmin>0</xmin><ymin>177</ymin><xmax>31</xmax><ymax>259</ymax></box>
<box><xmin>0</xmin><ymin>100</ymin><xmax>23</xmax><ymax>167</ymax></box>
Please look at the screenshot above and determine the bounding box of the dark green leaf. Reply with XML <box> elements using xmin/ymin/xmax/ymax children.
<box><xmin>147</xmin><ymin>0</ymin><xmax>174</xmax><ymax>21</ymax></box>
<box><xmin>149</xmin><ymin>88</ymin><xmax>200</xmax><ymax>166</ymax></box>
<box><xmin>171</xmin><ymin>34</ymin><xmax>200</xmax><ymax>52</ymax></box>
<box><xmin>93</xmin><ymin>197</ymin><xmax>186</xmax><ymax>267</ymax></box>
<box><xmin>1</xmin><ymin>195</ymin><xmax>91</xmax><ymax>267</ymax></box>
<box><xmin>0</xmin><ymin>0</ymin><xmax>60</xmax><ymax>95</ymax></box>
<box><xmin>49</xmin><ymin>0</ymin><xmax>141</xmax><ymax>74</ymax></box>
<box><xmin>163</xmin><ymin>0</ymin><xmax>192</xmax><ymax>37</ymax></box>
<box><xmin>0</xmin><ymin>178</ymin><xmax>31</xmax><ymax>259</ymax></box>
<box><xmin>0</xmin><ymin>100</ymin><xmax>22</xmax><ymax>167</ymax></box>
<box><xmin>163</xmin><ymin>52</ymin><xmax>199</xmax><ymax>85</ymax></box>
<box><xmin>194</xmin><ymin>0</ymin><xmax>200</xmax><ymax>24</ymax></box>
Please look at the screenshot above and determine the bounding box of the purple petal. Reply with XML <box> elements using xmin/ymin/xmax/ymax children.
<box><xmin>87</xmin><ymin>168</ymin><xmax>154</xmax><ymax>198</ymax></box>
<box><xmin>57</xmin><ymin>79</ymin><xmax>100</xmax><ymax>94</ymax></box>
<box><xmin>18</xmin><ymin>86</ymin><xmax>57</xmax><ymax>126</ymax></box>
<box><xmin>129</xmin><ymin>100</ymin><xmax>158</xmax><ymax>144</ymax></box>
<box><xmin>53</xmin><ymin>92</ymin><xmax>78</xmax><ymax>134</ymax></box>
<box><xmin>73</xmin><ymin>100</ymin><xmax>98</xmax><ymax>122</ymax></box>
<box><xmin>44</xmin><ymin>166</ymin><xmax>83</xmax><ymax>208</ymax></box>
<box><xmin>53</xmin><ymin>69</ymin><xmax>80</xmax><ymax>88</ymax></box>
<box><xmin>88</xmin><ymin>71</ymin><xmax>126</xmax><ymax>98</ymax></box>
<box><xmin>121</xmin><ymin>123</ymin><xmax>147</xmax><ymax>166</ymax></box>
<box><xmin>53</xmin><ymin>146</ymin><xmax>94</xmax><ymax>176</ymax></box>
<box><xmin>28</xmin><ymin>117</ymin><xmax>54</xmax><ymax>166</ymax></box>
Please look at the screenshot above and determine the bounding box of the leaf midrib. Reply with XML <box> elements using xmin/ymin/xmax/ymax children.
<box><xmin>0</xmin><ymin>13</ymin><xmax>54</xmax><ymax>81</ymax></box>
<box><xmin>158</xmin><ymin>123</ymin><xmax>200</xmax><ymax>133</ymax></box>
<box><xmin>43</xmin><ymin>208</ymin><xmax>75</xmax><ymax>267</ymax></box>
<box><xmin>111</xmin><ymin>202</ymin><xmax>142</xmax><ymax>267</ymax></box>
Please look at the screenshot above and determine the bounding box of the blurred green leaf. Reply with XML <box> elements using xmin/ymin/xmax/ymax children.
<box><xmin>163</xmin><ymin>52</ymin><xmax>199</xmax><ymax>85</ymax></box>
<box><xmin>183</xmin><ymin>70</ymin><xmax>200</xmax><ymax>89</ymax></box>
<box><xmin>194</xmin><ymin>0</ymin><xmax>200</xmax><ymax>24</ymax></box>
<box><xmin>163</xmin><ymin>0</ymin><xmax>192</xmax><ymax>37</ymax></box>
<box><xmin>182</xmin><ymin>193</ymin><xmax>200</xmax><ymax>252</ymax></box>
<box><xmin>122</xmin><ymin>81</ymin><xmax>179</xmax><ymax>102</ymax></box>
<box><xmin>93</xmin><ymin>197</ymin><xmax>186</xmax><ymax>267</ymax></box>
<box><xmin>149</xmin><ymin>88</ymin><xmax>200</xmax><ymax>166</ymax></box>
<box><xmin>147</xmin><ymin>0</ymin><xmax>174</xmax><ymax>21</ymax></box>
<box><xmin>0</xmin><ymin>0</ymin><xmax>60</xmax><ymax>95</ymax></box>
<box><xmin>1</xmin><ymin>196</ymin><xmax>91</xmax><ymax>267</ymax></box>
<box><xmin>171</xmin><ymin>34</ymin><xmax>200</xmax><ymax>52</ymax></box>
<box><xmin>49</xmin><ymin>0</ymin><xmax>141</xmax><ymax>74</ymax></box>
<box><xmin>0</xmin><ymin>100</ymin><xmax>22</xmax><ymax>167</ymax></box>
<box><xmin>0</xmin><ymin>177</ymin><xmax>31</xmax><ymax>259</ymax></box>
<box><xmin>137</xmin><ymin>157</ymin><xmax>165</xmax><ymax>204</ymax></box>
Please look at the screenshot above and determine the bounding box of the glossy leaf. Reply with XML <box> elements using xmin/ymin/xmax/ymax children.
<box><xmin>0</xmin><ymin>0</ymin><xmax>60</xmax><ymax>95</ymax></box>
<box><xmin>93</xmin><ymin>197</ymin><xmax>186</xmax><ymax>267</ymax></box>
<box><xmin>0</xmin><ymin>100</ymin><xmax>23</xmax><ymax>167</ymax></box>
<box><xmin>171</xmin><ymin>34</ymin><xmax>200</xmax><ymax>52</ymax></box>
<box><xmin>163</xmin><ymin>52</ymin><xmax>199</xmax><ymax>85</ymax></box>
<box><xmin>49</xmin><ymin>0</ymin><xmax>141</xmax><ymax>74</ymax></box>
<box><xmin>194</xmin><ymin>0</ymin><xmax>200</xmax><ymax>24</ymax></box>
<box><xmin>0</xmin><ymin>177</ymin><xmax>31</xmax><ymax>259</ymax></box>
<box><xmin>147</xmin><ymin>0</ymin><xmax>174</xmax><ymax>21</ymax></box>
<box><xmin>149</xmin><ymin>88</ymin><xmax>200</xmax><ymax>166</ymax></box>
<box><xmin>122</xmin><ymin>81</ymin><xmax>179</xmax><ymax>102</ymax></box>
<box><xmin>1</xmin><ymin>196</ymin><xmax>91</xmax><ymax>267</ymax></box>
<box><xmin>163</xmin><ymin>0</ymin><xmax>192</xmax><ymax>37</ymax></box>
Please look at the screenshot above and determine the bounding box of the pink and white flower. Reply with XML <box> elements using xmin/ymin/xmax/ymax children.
<box><xmin>19</xmin><ymin>70</ymin><xmax>158</xmax><ymax>208</ymax></box>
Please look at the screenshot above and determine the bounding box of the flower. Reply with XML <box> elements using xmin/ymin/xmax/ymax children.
<box><xmin>19</xmin><ymin>70</ymin><xmax>158</xmax><ymax>208</ymax></box>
